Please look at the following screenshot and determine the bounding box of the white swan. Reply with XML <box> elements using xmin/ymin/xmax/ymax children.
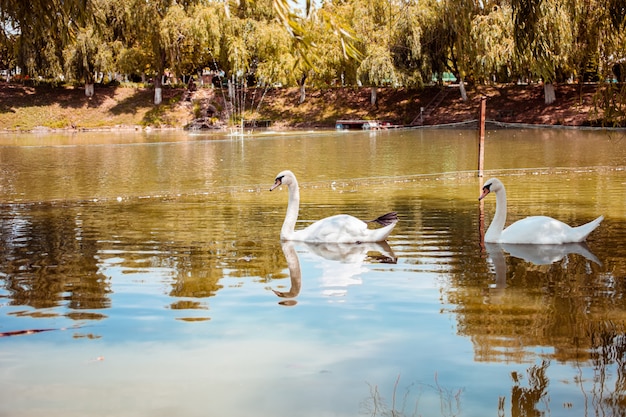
<box><xmin>478</xmin><ymin>177</ymin><xmax>604</xmax><ymax>244</ymax></box>
<box><xmin>270</xmin><ymin>170</ymin><xmax>398</xmax><ymax>243</ymax></box>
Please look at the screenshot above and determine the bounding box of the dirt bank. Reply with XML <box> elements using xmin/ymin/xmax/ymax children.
<box><xmin>0</xmin><ymin>82</ymin><xmax>605</xmax><ymax>131</ymax></box>
<box><xmin>256</xmin><ymin>83</ymin><xmax>601</xmax><ymax>128</ymax></box>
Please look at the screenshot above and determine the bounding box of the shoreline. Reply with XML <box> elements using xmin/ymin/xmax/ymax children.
<box><xmin>5</xmin><ymin>122</ymin><xmax>624</xmax><ymax>136</ymax></box>
<box><xmin>1</xmin><ymin>82</ymin><xmax>622</xmax><ymax>132</ymax></box>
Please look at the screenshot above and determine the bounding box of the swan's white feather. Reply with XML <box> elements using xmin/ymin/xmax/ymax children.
<box><xmin>271</xmin><ymin>170</ymin><xmax>397</xmax><ymax>243</ymax></box>
<box><xmin>480</xmin><ymin>178</ymin><xmax>603</xmax><ymax>244</ymax></box>
<box><xmin>293</xmin><ymin>214</ymin><xmax>396</xmax><ymax>243</ymax></box>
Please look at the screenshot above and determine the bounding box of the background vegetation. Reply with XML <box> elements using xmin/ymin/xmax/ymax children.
<box><xmin>0</xmin><ymin>0</ymin><xmax>625</xmax><ymax>126</ymax></box>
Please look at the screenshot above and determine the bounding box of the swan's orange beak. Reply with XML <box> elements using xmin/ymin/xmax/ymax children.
<box><xmin>270</xmin><ymin>178</ymin><xmax>282</xmax><ymax>191</ymax></box>
<box><xmin>478</xmin><ymin>187</ymin><xmax>490</xmax><ymax>201</ymax></box>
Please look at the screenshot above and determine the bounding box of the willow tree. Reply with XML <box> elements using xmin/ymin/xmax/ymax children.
<box><xmin>600</xmin><ymin>0</ymin><xmax>626</xmax><ymax>80</ymax></box>
<box><xmin>350</xmin><ymin>0</ymin><xmax>401</xmax><ymax>105</ymax></box>
<box><xmin>305</xmin><ymin>0</ymin><xmax>360</xmax><ymax>87</ymax></box>
<box><xmin>567</xmin><ymin>0</ymin><xmax>602</xmax><ymax>84</ymax></box>
<box><xmin>272</xmin><ymin>0</ymin><xmax>360</xmax><ymax>64</ymax></box>
<box><xmin>160</xmin><ymin>4</ymin><xmax>196</xmax><ymax>82</ymax></box>
<box><xmin>357</xmin><ymin>45</ymin><xmax>397</xmax><ymax>105</ymax></box>
<box><xmin>0</xmin><ymin>30</ymin><xmax>15</xmax><ymax>78</ymax></box>
<box><xmin>108</xmin><ymin>0</ymin><xmax>188</xmax><ymax>104</ymax></box>
<box><xmin>590</xmin><ymin>0</ymin><xmax>626</xmax><ymax>125</ymax></box>
<box><xmin>219</xmin><ymin>17</ymin><xmax>254</xmax><ymax>120</ymax></box>
<box><xmin>63</xmin><ymin>0</ymin><xmax>115</xmax><ymax>97</ymax></box>
<box><xmin>15</xmin><ymin>32</ymin><xmax>65</xmax><ymax>80</ymax></box>
<box><xmin>389</xmin><ymin>1</ymin><xmax>425</xmax><ymax>87</ymax></box>
<box><xmin>88</xmin><ymin>0</ymin><xmax>163</xmax><ymax>102</ymax></box>
<box><xmin>418</xmin><ymin>0</ymin><xmax>478</xmax><ymax>100</ymax></box>
<box><xmin>219</xmin><ymin>0</ymin><xmax>327</xmax><ymax>108</ymax></box>
<box><xmin>64</xmin><ymin>28</ymin><xmax>96</xmax><ymax>96</ymax></box>
<box><xmin>253</xmin><ymin>22</ymin><xmax>296</xmax><ymax>87</ymax></box>
<box><xmin>237</xmin><ymin>22</ymin><xmax>295</xmax><ymax>119</ymax></box>
<box><xmin>109</xmin><ymin>0</ymin><xmax>221</xmax><ymax>101</ymax></box>
<box><xmin>0</xmin><ymin>0</ymin><xmax>95</xmax><ymax>78</ymax></box>
<box><xmin>471</xmin><ymin>4</ymin><xmax>515</xmax><ymax>83</ymax></box>
<box><xmin>116</xmin><ymin>46</ymin><xmax>149</xmax><ymax>82</ymax></box>
<box><xmin>285</xmin><ymin>1</ymin><xmax>360</xmax><ymax>103</ymax></box>
<box><xmin>214</xmin><ymin>0</ymin><xmax>279</xmax><ymax>121</ymax></box>
<box><xmin>188</xmin><ymin>2</ymin><xmax>223</xmax><ymax>82</ymax></box>
<box><xmin>512</xmin><ymin>0</ymin><xmax>575</xmax><ymax>103</ymax></box>
<box><xmin>2</xmin><ymin>0</ymin><xmax>123</xmax><ymax>89</ymax></box>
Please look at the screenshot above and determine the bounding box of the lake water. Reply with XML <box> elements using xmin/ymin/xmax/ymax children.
<box><xmin>0</xmin><ymin>127</ymin><xmax>625</xmax><ymax>417</ymax></box>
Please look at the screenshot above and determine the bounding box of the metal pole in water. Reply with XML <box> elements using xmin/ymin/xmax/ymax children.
<box><xmin>477</xmin><ymin>96</ymin><xmax>486</xmax><ymax>177</ymax></box>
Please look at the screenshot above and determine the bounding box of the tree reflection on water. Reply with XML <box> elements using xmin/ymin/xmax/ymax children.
<box><xmin>365</xmin><ymin>351</ymin><xmax>626</xmax><ymax>417</ymax></box>
<box><xmin>507</xmin><ymin>360</ymin><xmax>549</xmax><ymax>417</ymax></box>
<box><xmin>0</xmin><ymin>203</ymin><xmax>109</xmax><ymax>313</ymax></box>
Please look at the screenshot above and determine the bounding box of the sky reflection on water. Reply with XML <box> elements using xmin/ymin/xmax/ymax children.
<box><xmin>0</xmin><ymin>128</ymin><xmax>625</xmax><ymax>417</ymax></box>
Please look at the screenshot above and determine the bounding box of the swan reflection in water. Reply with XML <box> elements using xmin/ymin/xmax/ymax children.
<box><xmin>272</xmin><ymin>241</ymin><xmax>302</xmax><ymax>306</ymax></box>
<box><xmin>272</xmin><ymin>240</ymin><xmax>397</xmax><ymax>305</ymax></box>
<box><xmin>498</xmin><ymin>242</ymin><xmax>601</xmax><ymax>266</ymax></box>
<box><xmin>484</xmin><ymin>242</ymin><xmax>601</xmax><ymax>297</ymax></box>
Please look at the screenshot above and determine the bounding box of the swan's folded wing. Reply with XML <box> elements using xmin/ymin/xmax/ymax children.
<box><xmin>294</xmin><ymin>214</ymin><xmax>366</xmax><ymax>243</ymax></box>
<box><xmin>501</xmin><ymin>216</ymin><xmax>574</xmax><ymax>244</ymax></box>
<box><xmin>294</xmin><ymin>214</ymin><xmax>392</xmax><ymax>243</ymax></box>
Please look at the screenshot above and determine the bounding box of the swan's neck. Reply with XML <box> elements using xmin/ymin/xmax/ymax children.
<box><xmin>485</xmin><ymin>188</ymin><xmax>507</xmax><ymax>242</ymax></box>
<box><xmin>282</xmin><ymin>242</ymin><xmax>301</xmax><ymax>296</ymax></box>
<box><xmin>281</xmin><ymin>181</ymin><xmax>300</xmax><ymax>240</ymax></box>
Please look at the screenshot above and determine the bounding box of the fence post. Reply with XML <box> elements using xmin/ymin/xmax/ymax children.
<box><xmin>478</xmin><ymin>96</ymin><xmax>486</xmax><ymax>177</ymax></box>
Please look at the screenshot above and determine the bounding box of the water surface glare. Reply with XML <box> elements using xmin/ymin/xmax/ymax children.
<box><xmin>1</xmin><ymin>128</ymin><xmax>625</xmax><ymax>417</ymax></box>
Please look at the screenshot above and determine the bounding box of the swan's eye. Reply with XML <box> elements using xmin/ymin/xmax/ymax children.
<box><xmin>276</xmin><ymin>175</ymin><xmax>284</xmax><ymax>183</ymax></box>
<box><xmin>483</xmin><ymin>183</ymin><xmax>492</xmax><ymax>191</ymax></box>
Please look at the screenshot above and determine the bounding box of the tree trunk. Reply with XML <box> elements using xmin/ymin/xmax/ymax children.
<box><xmin>228</xmin><ymin>78</ymin><xmax>234</xmax><ymax>99</ymax></box>
<box><xmin>370</xmin><ymin>86</ymin><xmax>377</xmax><ymax>106</ymax></box>
<box><xmin>85</xmin><ymin>83</ymin><xmax>94</xmax><ymax>97</ymax></box>
<box><xmin>459</xmin><ymin>79</ymin><xmax>468</xmax><ymax>101</ymax></box>
<box><xmin>298</xmin><ymin>73</ymin><xmax>307</xmax><ymax>104</ymax></box>
<box><xmin>299</xmin><ymin>84</ymin><xmax>306</xmax><ymax>104</ymax></box>
<box><xmin>154</xmin><ymin>76</ymin><xmax>162</xmax><ymax>105</ymax></box>
<box><xmin>544</xmin><ymin>82</ymin><xmax>556</xmax><ymax>104</ymax></box>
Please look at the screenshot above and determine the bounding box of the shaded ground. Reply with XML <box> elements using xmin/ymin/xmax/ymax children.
<box><xmin>428</xmin><ymin>83</ymin><xmax>601</xmax><ymax>127</ymax></box>
<box><xmin>255</xmin><ymin>83</ymin><xmax>601</xmax><ymax>128</ymax></box>
<box><xmin>0</xmin><ymin>82</ymin><xmax>604</xmax><ymax>131</ymax></box>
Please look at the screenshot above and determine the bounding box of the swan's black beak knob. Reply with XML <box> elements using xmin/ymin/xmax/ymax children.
<box><xmin>270</xmin><ymin>175</ymin><xmax>285</xmax><ymax>191</ymax></box>
<box><xmin>270</xmin><ymin>178</ymin><xmax>282</xmax><ymax>191</ymax></box>
<box><xmin>478</xmin><ymin>185</ymin><xmax>491</xmax><ymax>201</ymax></box>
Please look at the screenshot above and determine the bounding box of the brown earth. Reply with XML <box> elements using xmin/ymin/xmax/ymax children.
<box><xmin>257</xmin><ymin>83</ymin><xmax>602</xmax><ymax>128</ymax></box>
<box><xmin>0</xmin><ymin>81</ymin><xmax>605</xmax><ymax>131</ymax></box>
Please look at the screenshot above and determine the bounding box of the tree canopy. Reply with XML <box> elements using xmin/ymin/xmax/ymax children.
<box><xmin>0</xmin><ymin>0</ymin><xmax>624</xmax><ymax>101</ymax></box>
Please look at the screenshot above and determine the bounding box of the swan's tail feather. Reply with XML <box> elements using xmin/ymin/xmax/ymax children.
<box><xmin>368</xmin><ymin>212</ymin><xmax>398</xmax><ymax>227</ymax></box>
<box><xmin>574</xmin><ymin>215</ymin><xmax>604</xmax><ymax>241</ymax></box>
